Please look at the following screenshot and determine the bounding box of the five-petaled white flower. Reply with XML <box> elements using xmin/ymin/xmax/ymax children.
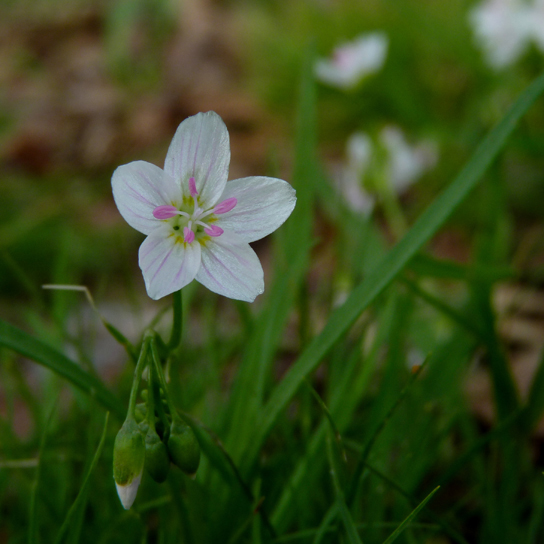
<box><xmin>315</xmin><ymin>32</ymin><xmax>388</xmax><ymax>90</ymax></box>
<box><xmin>112</xmin><ymin>111</ymin><xmax>296</xmax><ymax>302</ymax></box>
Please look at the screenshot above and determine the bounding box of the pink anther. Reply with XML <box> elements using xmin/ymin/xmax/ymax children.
<box><xmin>204</xmin><ymin>225</ymin><xmax>224</xmax><ymax>237</ymax></box>
<box><xmin>188</xmin><ymin>177</ymin><xmax>198</xmax><ymax>197</ymax></box>
<box><xmin>213</xmin><ymin>197</ymin><xmax>237</xmax><ymax>215</ymax></box>
<box><xmin>153</xmin><ymin>205</ymin><xmax>178</xmax><ymax>220</ymax></box>
<box><xmin>183</xmin><ymin>227</ymin><xmax>195</xmax><ymax>244</ymax></box>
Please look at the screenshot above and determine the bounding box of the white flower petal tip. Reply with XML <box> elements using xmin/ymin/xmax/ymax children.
<box><xmin>115</xmin><ymin>473</ymin><xmax>142</xmax><ymax>510</ymax></box>
<box><xmin>112</xmin><ymin>111</ymin><xmax>296</xmax><ymax>301</ymax></box>
<box><xmin>315</xmin><ymin>32</ymin><xmax>388</xmax><ymax>89</ymax></box>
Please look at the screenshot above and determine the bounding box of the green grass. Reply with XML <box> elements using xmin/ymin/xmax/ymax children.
<box><xmin>1</xmin><ymin>2</ymin><xmax>544</xmax><ymax>543</ymax></box>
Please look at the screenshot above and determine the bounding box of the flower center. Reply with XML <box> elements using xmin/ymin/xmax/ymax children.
<box><xmin>152</xmin><ymin>177</ymin><xmax>237</xmax><ymax>244</ymax></box>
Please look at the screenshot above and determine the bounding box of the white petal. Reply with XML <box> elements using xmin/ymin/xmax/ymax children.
<box><xmin>116</xmin><ymin>472</ymin><xmax>142</xmax><ymax>510</ymax></box>
<box><xmin>164</xmin><ymin>111</ymin><xmax>230</xmax><ymax>207</ymax></box>
<box><xmin>215</xmin><ymin>177</ymin><xmax>296</xmax><ymax>243</ymax></box>
<box><xmin>315</xmin><ymin>32</ymin><xmax>388</xmax><ymax>89</ymax></box>
<box><xmin>196</xmin><ymin>231</ymin><xmax>264</xmax><ymax>302</ymax></box>
<box><xmin>112</xmin><ymin>161</ymin><xmax>181</xmax><ymax>235</ymax></box>
<box><xmin>139</xmin><ymin>235</ymin><xmax>201</xmax><ymax>300</ymax></box>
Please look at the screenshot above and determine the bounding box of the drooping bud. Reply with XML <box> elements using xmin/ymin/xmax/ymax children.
<box><xmin>145</xmin><ymin>428</ymin><xmax>170</xmax><ymax>483</ymax></box>
<box><xmin>113</xmin><ymin>418</ymin><xmax>145</xmax><ymax>509</ymax></box>
<box><xmin>167</xmin><ymin>419</ymin><xmax>200</xmax><ymax>476</ymax></box>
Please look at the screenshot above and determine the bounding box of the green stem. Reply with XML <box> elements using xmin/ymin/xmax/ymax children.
<box><xmin>127</xmin><ymin>332</ymin><xmax>152</xmax><ymax>421</ymax></box>
<box><xmin>168</xmin><ymin>290</ymin><xmax>183</xmax><ymax>351</ymax></box>
<box><xmin>150</xmin><ymin>334</ymin><xmax>179</xmax><ymax>420</ymax></box>
<box><xmin>146</xmin><ymin>363</ymin><xmax>157</xmax><ymax>432</ymax></box>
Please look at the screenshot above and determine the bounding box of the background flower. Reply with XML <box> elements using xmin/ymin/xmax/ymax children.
<box><xmin>314</xmin><ymin>32</ymin><xmax>388</xmax><ymax>89</ymax></box>
<box><xmin>470</xmin><ymin>0</ymin><xmax>537</xmax><ymax>68</ymax></box>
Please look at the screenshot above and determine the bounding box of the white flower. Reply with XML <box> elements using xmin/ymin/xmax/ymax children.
<box><xmin>339</xmin><ymin>132</ymin><xmax>375</xmax><ymax>214</ymax></box>
<box><xmin>529</xmin><ymin>0</ymin><xmax>544</xmax><ymax>52</ymax></box>
<box><xmin>469</xmin><ymin>0</ymin><xmax>534</xmax><ymax>68</ymax></box>
<box><xmin>315</xmin><ymin>32</ymin><xmax>388</xmax><ymax>89</ymax></box>
<box><xmin>337</xmin><ymin>127</ymin><xmax>437</xmax><ymax>214</ymax></box>
<box><xmin>112</xmin><ymin>111</ymin><xmax>296</xmax><ymax>302</ymax></box>
<box><xmin>379</xmin><ymin>126</ymin><xmax>438</xmax><ymax>194</ymax></box>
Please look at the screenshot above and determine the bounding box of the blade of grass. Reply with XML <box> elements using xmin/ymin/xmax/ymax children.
<box><xmin>0</xmin><ymin>319</ymin><xmax>125</xmax><ymax>419</ymax></box>
<box><xmin>311</xmin><ymin>503</ymin><xmax>339</xmax><ymax>544</ymax></box>
<box><xmin>28</xmin><ymin>401</ymin><xmax>58</xmax><ymax>544</ymax></box>
<box><xmin>183</xmin><ymin>413</ymin><xmax>277</xmax><ymax>540</ymax></box>
<box><xmin>54</xmin><ymin>413</ymin><xmax>109</xmax><ymax>544</ymax></box>
<box><xmin>226</xmin><ymin>44</ymin><xmax>317</xmax><ymax>461</ymax></box>
<box><xmin>244</xmin><ymin>70</ymin><xmax>544</xmax><ymax>471</ymax></box>
<box><xmin>347</xmin><ymin>361</ymin><xmax>427</xmax><ymax>506</ymax></box>
<box><xmin>524</xmin><ymin>347</ymin><xmax>544</xmax><ymax>431</ymax></box>
<box><xmin>326</xmin><ymin>421</ymin><xmax>361</xmax><ymax>544</ymax></box>
<box><xmin>381</xmin><ymin>486</ymin><xmax>440</xmax><ymax>544</ymax></box>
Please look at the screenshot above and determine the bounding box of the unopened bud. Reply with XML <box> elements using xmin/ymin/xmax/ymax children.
<box><xmin>167</xmin><ymin>419</ymin><xmax>200</xmax><ymax>476</ymax></box>
<box><xmin>134</xmin><ymin>403</ymin><xmax>147</xmax><ymax>423</ymax></box>
<box><xmin>113</xmin><ymin>418</ymin><xmax>145</xmax><ymax>509</ymax></box>
<box><xmin>145</xmin><ymin>429</ymin><xmax>170</xmax><ymax>483</ymax></box>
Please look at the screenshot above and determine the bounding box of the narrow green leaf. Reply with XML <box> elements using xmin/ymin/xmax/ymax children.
<box><xmin>524</xmin><ymin>347</ymin><xmax>544</xmax><ymax>431</ymax></box>
<box><xmin>54</xmin><ymin>413</ymin><xmax>109</xmax><ymax>544</ymax></box>
<box><xmin>28</xmin><ymin>401</ymin><xmax>57</xmax><ymax>544</ymax></box>
<box><xmin>311</xmin><ymin>503</ymin><xmax>339</xmax><ymax>544</ymax></box>
<box><xmin>347</xmin><ymin>361</ymin><xmax>426</xmax><ymax>506</ymax></box>
<box><xmin>226</xmin><ymin>45</ymin><xmax>316</xmax><ymax>459</ymax></box>
<box><xmin>326</xmin><ymin>434</ymin><xmax>361</xmax><ymax>544</ymax></box>
<box><xmin>0</xmin><ymin>319</ymin><xmax>125</xmax><ymax>419</ymax></box>
<box><xmin>381</xmin><ymin>486</ymin><xmax>440</xmax><ymax>544</ymax></box>
<box><xmin>245</xmin><ymin>71</ymin><xmax>544</xmax><ymax>469</ymax></box>
<box><xmin>182</xmin><ymin>414</ymin><xmax>277</xmax><ymax>540</ymax></box>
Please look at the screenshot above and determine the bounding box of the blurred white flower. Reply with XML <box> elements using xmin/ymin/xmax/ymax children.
<box><xmin>469</xmin><ymin>0</ymin><xmax>536</xmax><ymax>68</ymax></box>
<box><xmin>339</xmin><ymin>132</ymin><xmax>375</xmax><ymax>214</ymax></box>
<box><xmin>315</xmin><ymin>32</ymin><xmax>388</xmax><ymax>89</ymax></box>
<box><xmin>380</xmin><ymin>126</ymin><xmax>438</xmax><ymax>194</ymax></box>
<box><xmin>529</xmin><ymin>0</ymin><xmax>544</xmax><ymax>52</ymax></box>
<box><xmin>337</xmin><ymin>127</ymin><xmax>437</xmax><ymax>214</ymax></box>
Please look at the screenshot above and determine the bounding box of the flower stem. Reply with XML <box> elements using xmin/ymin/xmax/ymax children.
<box><xmin>168</xmin><ymin>290</ymin><xmax>183</xmax><ymax>351</ymax></box>
<box><xmin>150</xmin><ymin>334</ymin><xmax>178</xmax><ymax>419</ymax></box>
<box><xmin>127</xmin><ymin>332</ymin><xmax>152</xmax><ymax>421</ymax></box>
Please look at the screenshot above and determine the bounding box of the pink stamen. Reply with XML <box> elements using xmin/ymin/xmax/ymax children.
<box><xmin>204</xmin><ymin>225</ymin><xmax>224</xmax><ymax>237</ymax></box>
<box><xmin>183</xmin><ymin>227</ymin><xmax>195</xmax><ymax>244</ymax></box>
<box><xmin>188</xmin><ymin>177</ymin><xmax>198</xmax><ymax>197</ymax></box>
<box><xmin>213</xmin><ymin>197</ymin><xmax>237</xmax><ymax>215</ymax></box>
<box><xmin>153</xmin><ymin>205</ymin><xmax>178</xmax><ymax>220</ymax></box>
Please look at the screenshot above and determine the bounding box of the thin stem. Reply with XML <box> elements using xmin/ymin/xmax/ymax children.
<box><xmin>146</xmin><ymin>362</ymin><xmax>157</xmax><ymax>432</ymax></box>
<box><xmin>168</xmin><ymin>290</ymin><xmax>183</xmax><ymax>351</ymax></box>
<box><xmin>150</xmin><ymin>334</ymin><xmax>178</xmax><ymax>419</ymax></box>
<box><xmin>127</xmin><ymin>333</ymin><xmax>152</xmax><ymax>421</ymax></box>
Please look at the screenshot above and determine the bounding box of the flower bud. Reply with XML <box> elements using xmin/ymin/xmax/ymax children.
<box><xmin>113</xmin><ymin>418</ymin><xmax>145</xmax><ymax>509</ymax></box>
<box><xmin>167</xmin><ymin>419</ymin><xmax>200</xmax><ymax>476</ymax></box>
<box><xmin>145</xmin><ymin>429</ymin><xmax>170</xmax><ymax>483</ymax></box>
<box><xmin>134</xmin><ymin>403</ymin><xmax>147</xmax><ymax>423</ymax></box>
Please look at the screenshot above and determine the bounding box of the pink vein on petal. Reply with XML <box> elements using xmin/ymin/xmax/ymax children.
<box><xmin>202</xmin><ymin>245</ymin><xmax>252</xmax><ymax>290</ymax></box>
<box><xmin>151</xmin><ymin>248</ymin><xmax>174</xmax><ymax>282</ymax></box>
